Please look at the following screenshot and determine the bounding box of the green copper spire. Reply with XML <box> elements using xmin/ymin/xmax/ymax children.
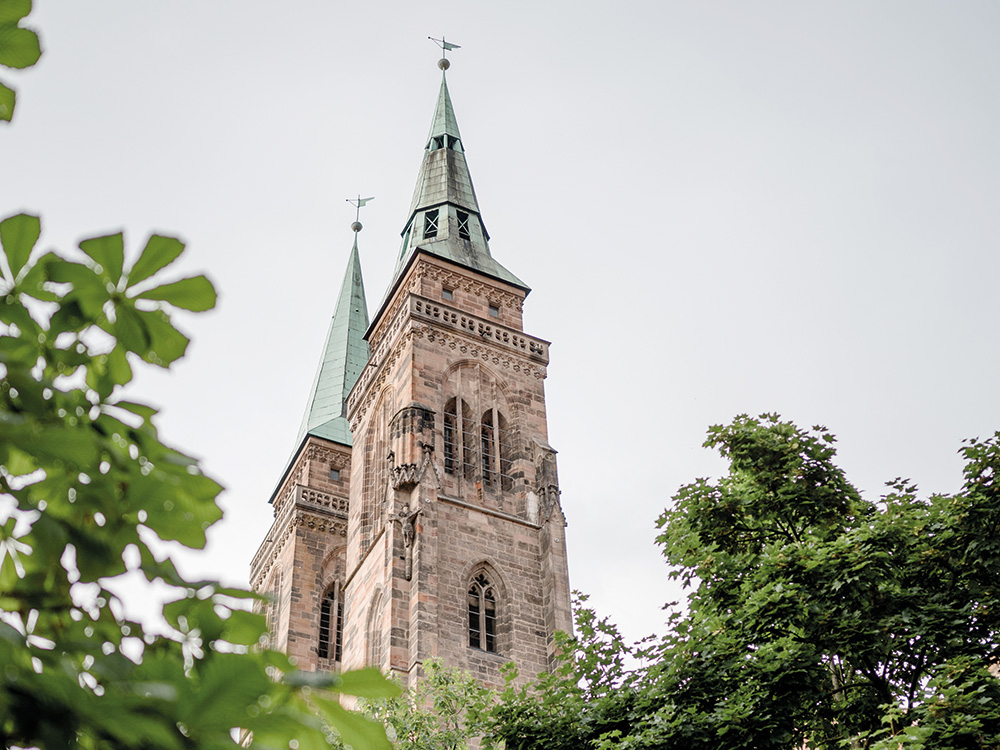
<box><xmin>383</xmin><ymin>59</ymin><xmax>528</xmax><ymax>303</ymax></box>
<box><xmin>426</xmin><ymin>73</ymin><xmax>462</xmax><ymax>147</ymax></box>
<box><xmin>297</xmin><ymin>233</ymin><xmax>370</xmax><ymax>446</ymax></box>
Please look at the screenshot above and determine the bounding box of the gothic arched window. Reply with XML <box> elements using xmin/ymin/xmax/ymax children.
<box><xmin>443</xmin><ymin>397</ymin><xmax>475</xmax><ymax>479</ymax></box>
<box><xmin>317</xmin><ymin>586</ymin><xmax>343</xmax><ymax>662</ymax></box>
<box><xmin>366</xmin><ymin>591</ymin><xmax>385</xmax><ymax>667</ymax></box>
<box><xmin>467</xmin><ymin>572</ymin><xmax>497</xmax><ymax>653</ymax></box>
<box><xmin>442</xmin><ymin>365</ymin><xmax>513</xmax><ymax>493</ymax></box>
<box><xmin>361</xmin><ymin>391</ymin><xmax>392</xmax><ymax>553</ymax></box>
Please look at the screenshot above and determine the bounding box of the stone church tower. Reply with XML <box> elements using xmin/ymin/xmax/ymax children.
<box><xmin>251</xmin><ymin>57</ymin><xmax>572</xmax><ymax>688</ymax></box>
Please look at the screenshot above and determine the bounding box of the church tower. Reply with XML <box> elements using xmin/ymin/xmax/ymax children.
<box><xmin>252</xmin><ymin>54</ymin><xmax>572</xmax><ymax>688</ymax></box>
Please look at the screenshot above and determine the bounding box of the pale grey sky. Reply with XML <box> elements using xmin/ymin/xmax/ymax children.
<box><xmin>4</xmin><ymin>1</ymin><xmax>1000</xmax><ymax>644</ymax></box>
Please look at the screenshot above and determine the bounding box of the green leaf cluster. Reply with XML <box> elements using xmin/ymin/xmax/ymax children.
<box><xmin>332</xmin><ymin>659</ymin><xmax>498</xmax><ymax>750</ymax></box>
<box><xmin>0</xmin><ymin>0</ymin><xmax>41</xmax><ymax>122</ymax></box>
<box><xmin>489</xmin><ymin>415</ymin><xmax>1000</xmax><ymax>750</ymax></box>
<box><xmin>0</xmin><ymin>213</ymin><xmax>399</xmax><ymax>749</ymax></box>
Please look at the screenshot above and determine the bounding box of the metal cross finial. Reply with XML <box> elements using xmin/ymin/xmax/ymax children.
<box><xmin>347</xmin><ymin>195</ymin><xmax>374</xmax><ymax>232</ymax></box>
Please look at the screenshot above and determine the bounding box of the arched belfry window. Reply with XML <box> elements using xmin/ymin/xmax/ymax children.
<box><xmin>467</xmin><ymin>572</ymin><xmax>497</xmax><ymax>653</ymax></box>
<box><xmin>444</xmin><ymin>397</ymin><xmax>475</xmax><ymax>479</ymax></box>
<box><xmin>317</xmin><ymin>586</ymin><xmax>343</xmax><ymax>662</ymax></box>
<box><xmin>442</xmin><ymin>365</ymin><xmax>514</xmax><ymax>494</ymax></box>
<box><xmin>361</xmin><ymin>390</ymin><xmax>392</xmax><ymax>553</ymax></box>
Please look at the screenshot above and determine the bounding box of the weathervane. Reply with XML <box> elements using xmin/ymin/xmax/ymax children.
<box><xmin>428</xmin><ymin>36</ymin><xmax>460</xmax><ymax>70</ymax></box>
<box><xmin>346</xmin><ymin>195</ymin><xmax>374</xmax><ymax>233</ymax></box>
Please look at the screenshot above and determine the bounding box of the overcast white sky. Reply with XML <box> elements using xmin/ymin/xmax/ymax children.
<box><xmin>4</xmin><ymin>1</ymin><xmax>1000</xmax><ymax>646</ymax></box>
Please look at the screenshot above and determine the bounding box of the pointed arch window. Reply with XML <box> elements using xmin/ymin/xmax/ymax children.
<box><xmin>318</xmin><ymin>587</ymin><xmax>343</xmax><ymax>662</ymax></box>
<box><xmin>366</xmin><ymin>591</ymin><xmax>385</xmax><ymax>667</ymax></box>
<box><xmin>442</xmin><ymin>368</ymin><xmax>514</xmax><ymax>493</ymax></box>
<box><xmin>266</xmin><ymin>570</ymin><xmax>283</xmax><ymax>648</ymax></box>
<box><xmin>444</xmin><ymin>397</ymin><xmax>475</xmax><ymax>479</ymax></box>
<box><xmin>362</xmin><ymin>392</ymin><xmax>392</xmax><ymax>553</ymax></box>
<box><xmin>468</xmin><ymin>572</ymin><xmax>497</xmax><ymax>653</ymax></box>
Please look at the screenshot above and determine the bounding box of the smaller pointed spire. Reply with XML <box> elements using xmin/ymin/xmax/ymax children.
<box><xmin>296</xmin><ymin>222</ymin><xmax>370</xmax><ymax>447</ymax></box>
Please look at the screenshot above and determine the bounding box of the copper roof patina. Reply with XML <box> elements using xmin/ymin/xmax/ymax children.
<box><xmin>381</xmin><ymin>69</ymin><xmax>527</xmax><ymax>312</ymax></box>
<box><xmin>296</xmin><ymin>236</ymin><xmax>370</xmax><ymax>446</ymax></box>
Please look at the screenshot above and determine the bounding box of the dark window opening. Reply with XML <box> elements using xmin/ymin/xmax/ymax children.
<box><xmin>498</xmin><ymin>412</ymin><xmax>513</xmax><ymax>492</ymax></box>
<box><xmin>457</xmin><ymin>211</ymin><xmax>471</xmax><ymax>240</ymax></box>
<box><xmin>444</xmin><ymin>395</ymin><xmax>513</xmax><ymax>490</ymax></box>
<box><xmin>488</xmin><ymin>304</ymin><xmax>499</xmax><ymax>318</ymax></box>
<box><xmin>444</xmin><ymin>397</ymin><xmax>476</xmax><ymax>480</ymax></box>
<box><xmin>329</xmin><ymin>468</ymin><xmax>340</xmax><ymax>481</ymax></box>
<box><xmin>444</xmin><ymin>402</ymin><xmax>457</xmax><ymax>475</ymax></box>
<box><xmin>481</xmin><ymin>411</ymin><xmax>495</xmax><ymax>487</ymax></box>
<box><xmin>432</xmin><ymin>136</ymin><xmax>445</xmax><ymax>150</ymax></box>
<box><xmin>424</xmin><ymin>209</ymin><xmax>439</xmax><ymax>239</ymax></box>
<box><xmin>468</xmin><ymin>573</ymin><xmax>497</xmax><ymax>652</ymax></box>
<box><xmin>442</xmin><ymin>288</ymin><xmax>454</xmax><ymax>301</ymax></box>
<box><xmin>318</xmin><ymin>590</ymin><xmax>343</xmax><ymax>662</ymax></box>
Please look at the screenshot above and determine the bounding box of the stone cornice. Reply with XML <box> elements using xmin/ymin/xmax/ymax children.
<box><xmin>251</xmin><ymin>488</ymin><xmax>349</xmax><ymax>589</ymax></box>
<box><xmin>411</xmin><ymin>296</ymin><xmax>548</xmax><ymax>363</ymax></box>
<box><xmin>367</xmin><ymin>257</ymin><xmax>526</xmax><ymax>350</ymax></box>
<box><xmin>349</xmin><ymin>298</ymin><xmax>549</xmax><ymax>432</ymax></box>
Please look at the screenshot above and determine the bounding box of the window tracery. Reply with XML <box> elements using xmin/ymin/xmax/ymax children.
<box><xmin>366</xmin><ymin>590</ymin><xmax>385</xmax><ymax>667</ymax></box>
<box><xmin>317</xmin><ymin>585</ymin><xmax>343</xmax><ymax>662</ymax></box>
<box><xmin>467</xmin><ymin>571</ymin><xmax>497</xmax><ymax>652</ymax></box>
<box><xmin>441</xmin><ymin>365</ymin><xmax>514</xmax><ymax>494</ymax></box>
<box><xmin>361</xmin><ymin>390</ymin><xmax>392</xmax><ymax>553</ymax></box>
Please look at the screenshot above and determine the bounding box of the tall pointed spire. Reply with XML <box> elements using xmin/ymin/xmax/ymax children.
<box><xmin>383</xmin><ymin>53</ymin><xmax>527</xmax><ymax>304</ymax></box>
<box><xmin>297</xmin><ymin>229</ymin><xmax>370</xmax><ymax>446</ymax></box>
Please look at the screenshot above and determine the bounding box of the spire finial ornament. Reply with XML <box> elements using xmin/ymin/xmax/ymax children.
<box><xmin>346</xmin><ymin>195</ymin><xmax>374</xmax><ymax>233</ymax></box>
<box><xmin>429</xmin><ymin>36</ymin><xmax>460</xmax><ymax>70</ymax></box>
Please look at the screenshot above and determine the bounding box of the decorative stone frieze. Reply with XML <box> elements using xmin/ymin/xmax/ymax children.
<box><xmin>422</xmin><ymin>264</ymin><xmax>524</xmax><ymax>312</ymax></box>
<box><xmin>412</xmin><ymin>296</ymin><xmax>548</xmax><ymax>362</ymax></box>
<box><xmin>306</xmin><ymin>443</ymin><xmax>351</xmax><ymax>470</ymax></box>
<box><xmin>296</xmin><ymin>510</ymin><xmax>348</xmax><ymax>537</ymax></box>
<box><xmin>416</xmin><ymin>325</ymin><xmax>546</xmax><ymax>380</ymax></box>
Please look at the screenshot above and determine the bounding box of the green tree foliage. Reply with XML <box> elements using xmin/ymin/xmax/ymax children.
<box><xmin>0</xmin><ymin>213</ymin><xmax>399</xmax><ymax>748</ymax></box>
<box><xmin>0</xmin><ymin>0</ymin><xmax>41</xmax><ymax>122</ymax></box>
<box><xmin>489</xmin><ymin>415</ymin><xmax>1000</xmax><ymax>750</ymax></box>
<box><xmin>334</xmin><ymin>659</ymin><xmax>497</xmax><ymax>750</ymax></box>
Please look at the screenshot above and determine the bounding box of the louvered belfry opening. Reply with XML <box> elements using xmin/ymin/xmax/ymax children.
<box><xmin>443</xmin><ymin>394</ymin><xmax>514</xmax><ymax>493</ymax></box>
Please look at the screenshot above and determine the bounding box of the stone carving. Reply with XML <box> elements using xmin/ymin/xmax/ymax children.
<box><xmin>296</xmin><ymin>510</ymin><xmax>348</xmax><ymax>537</ymax></box>
<box><xmin>296</xmin><ymin>486</ymin><xmax>349</xmax><ymax>516</ymax></box>
<box><xmin>416</xmin><ymin>326</ymin><xmax>546</xmax><ymax>380</ymax></box>
<box><xmin>389</xmin><ymin>442</ymin><xmax>438</xmax><ymax>490</ymax></box>
<box><xmin>422</xmin><ymin>264</ymin><xmax>524</xmax><ymax>312</ymax></box>
<box><xmin>537</xmin><ymin>483</ymin><xmax>562</xmax><ymax>523</ymax></box>
<box><xmin>412</xmin><ymin>297</ymin><xmax>547</xmax><ymax>361</ymax></box>
<box><xmin>388</xmin><ymin>501</ymin><xmax>421</xmax><ymax>582</ymax></box>
<box><xmin>306</xmin><ymin>443</ymin><xmax>351</xmax><ymax>470</ymax></box>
